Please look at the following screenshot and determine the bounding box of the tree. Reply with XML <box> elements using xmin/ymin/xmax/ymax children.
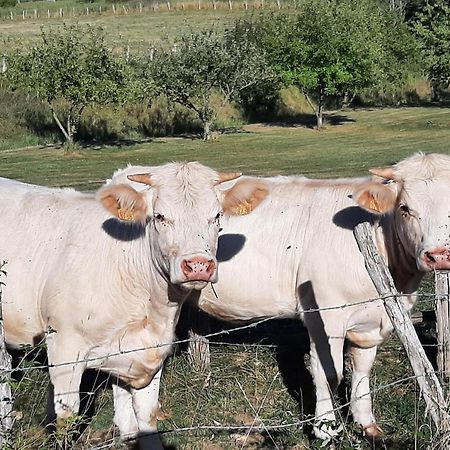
<box><xmin>5</xmin><ymin>24</ymin><xmax>129</xmax><ymax>146</ymax></box>
<box><xmin>411</xmin><ymin>0</ymin><xmax>450</xmax><ymax>100</ymax></box>
<box><xmin>252</xmin><ymin>0</ymin><xmax>420</xmax><ymax>128</ymax></box>
<box><xmin>148</xmin><ymin>25</ymin><xmax>274</xmax><ymax>140</ymax></box>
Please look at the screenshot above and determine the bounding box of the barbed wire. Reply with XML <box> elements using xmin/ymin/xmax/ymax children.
<box><xmin>85</xmin><ymin>369</ymin><xmax>448</xmax><ymax>450</ymax></box>
<box><xmin>0</xmin><ymin>290</ymin><xmax>447</xmax><ymax>375</ymax></box>
<box><xmin>2</xmin><ymin>287</ymin><xmax>448</xmax><ymax>448</ymax></box>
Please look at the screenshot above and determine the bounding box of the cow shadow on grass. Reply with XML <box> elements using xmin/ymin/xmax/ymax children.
<box><xmin>178</xmin><ymin>302</ymin><xmax>316</xmax><ymax>437</ymax></box>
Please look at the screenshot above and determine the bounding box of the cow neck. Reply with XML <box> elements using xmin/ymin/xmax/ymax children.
<box><xmin>379</xmin><ymin>213</ymin><xmax>423</xmax><ymax>295</ymax></box>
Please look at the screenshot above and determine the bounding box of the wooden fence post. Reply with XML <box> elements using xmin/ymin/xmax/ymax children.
<box><xmin>354</xmin><ymin>222</ymin><xmax>450</xmax><ymax>434</ymax></box>
<box><xmin>1</xmin><ymin>56</ymin><xmax>7</xmax><ymax>74</ymax></box>
<box><xmin>436</xmin><ymin>271</ymin><xmax>450</xmax><ymax>379</ymax></box>
<box><xmin>187</xmin><ymin>307</ymin><xmax>211</xmax><ymax>371</ymax></box>
<box><xmin>0</xmin><ymin>263</ymin><xmax>13</xmax><ymax>446</ymax></box>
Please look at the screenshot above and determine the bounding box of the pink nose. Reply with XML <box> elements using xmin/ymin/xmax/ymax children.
<box><xmin>181</xmin><ymin>257</ymin><xmax>216</xmax><ymax>282</ymax></box>
<box><xmin>423</xmin><ymin>247</ymin><xmax>450</xmax><ymax>270</ymax></box>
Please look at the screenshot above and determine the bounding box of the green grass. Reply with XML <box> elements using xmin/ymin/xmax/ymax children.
<box><xmin>2</xmin><ymin>107</ymin><xmax>448</xmax><ymax>449</ymax></box>
<box><xmin>0</xmin><ymin>107</ymin><xmax>449</xmax><ymax>190</ymax></box>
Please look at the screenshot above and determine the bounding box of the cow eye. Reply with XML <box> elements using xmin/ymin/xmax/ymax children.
<box><xmin>399</xmin><ymin>204</ymin><xmax>411</xmax><ymax>216</ymax></box>
<box><xmin>155</xmin><ymin>213</ymin><xmax>165</xmax><ymax>222</ymax></box>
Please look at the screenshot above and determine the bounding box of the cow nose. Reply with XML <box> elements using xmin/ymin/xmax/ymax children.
<box><xmin>181</xmin><ymin>257</ymin><xmax>216</xmax><ymax>282</ymax></box>
<box><xmin>423</xmin><ymin>247</ymin><xmax>450</xmax><ymax>270</ymax></box>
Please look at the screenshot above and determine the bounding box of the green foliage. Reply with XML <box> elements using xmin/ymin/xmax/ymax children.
<box><xmin>5</xmin><ymin>24</ymin><xmax>130</xmax><ymax>144</ymax></box>
<box><xmin>0</xmin><ymin>0</ymin><xmax>14</xmax><ymax>7</ymax></box>
<box><xmin>249</xmin><ymin>1</ymin><xmax>420</xmax><ymax>127</ymax></box>
<box><xmin>149</xmin><ymin>23</ymin><xmax>274</xmax><ymax>140</ymax></box>
<box><xmin>411</xmin><ymin>0</ymin><xmax>450</xmax><ymax>99</ymax></box>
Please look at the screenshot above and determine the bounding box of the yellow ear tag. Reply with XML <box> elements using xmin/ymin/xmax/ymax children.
<box><xmin>369</xmin><ymin>198</ymin><xmax>380</xmax><ymax>212</ymax></box>
<box><xmin>117</xmin><ymin>208</ymin><xmax>135</xmax><ymax>221</ymax></box>
<box><xmin>236</xmin><ymin>201</ymin><xmax>252</xmax><ymax>216</ymax></box>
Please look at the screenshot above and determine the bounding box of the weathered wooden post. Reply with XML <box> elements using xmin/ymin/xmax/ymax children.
<box><xmin>436</xmin><ymin>271</ymin><xmax>450</xmax><ymax>379</ymax></box>
<box><xmin>187</xmin><ymin>308</ymin><xmax>211</xmax><ymax>371</ymax></box>
<box><xmin>1</xmin><ymin>56</ymin><xmax>7</xmax><ymax>74</ymax></box>
<box><xmin>0</xmin><ymin>263</ymin><xmax>13</xmax><ymax>446</ymax></box>
<box><xmin>354</xmin><ymin>222</ymin><xmax>450</xmax><ymax>434</ymax></box>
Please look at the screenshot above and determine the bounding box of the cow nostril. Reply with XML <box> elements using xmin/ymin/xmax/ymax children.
<box><xmin>425</xmin><ymin>252</ymin><xmax>436</xmax><ymax>263</ymax></box>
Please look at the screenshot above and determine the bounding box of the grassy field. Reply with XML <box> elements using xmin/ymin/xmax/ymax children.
<box><xmin>0</xmin><ymin>107</ymin><xmax>449</xmax><ymax>189</ymax></box>
<box><xmin>0</xmin><ymin>3</ymin><xmax>263</xmax><ymax>53</ymax></box>
<box><xmin>1</xmin><ymin>106</ymin><xmax>448</xmax><ymax>449</ymax></box>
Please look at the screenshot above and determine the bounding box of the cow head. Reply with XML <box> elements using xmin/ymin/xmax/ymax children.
<box><xmin>97</xmin><ymin>162</ymin><xmax>269</xmax><ymax>290</ymax></box>
<box><xmin>353</xmin><ymin>153</ymin><xmax>450</xmax><ymax>272</ymax></box>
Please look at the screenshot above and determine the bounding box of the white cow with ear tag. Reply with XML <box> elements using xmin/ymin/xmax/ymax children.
<box><xmin>183</xmin><ymin>152</ymin><xmax>450</xmax><ymax>441</ymax></box>
<box><xmin>0</xmin><ymin>161</ymin><xmax>269</xmax><ymax>446</ymax></box>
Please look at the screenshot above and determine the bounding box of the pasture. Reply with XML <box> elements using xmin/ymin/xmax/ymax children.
<box><xmin>1</xmin><ymin>106</ymin><xmax>449</xmax><ymax>449</ymax></box>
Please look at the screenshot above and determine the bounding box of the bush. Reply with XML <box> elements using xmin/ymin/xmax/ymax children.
<box><xmin>0</xmin><ymin>0</ymin><xmax>15</xmax><ymax>7</ymax></box>
<box><xmin>0</xmin><ymin>89</ymin><xmax>56</xmax><ymax>138</ymax></box>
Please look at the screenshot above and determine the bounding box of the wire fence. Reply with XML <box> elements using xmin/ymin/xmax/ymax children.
<box><xmin>1</xmin><ymin>287</ymin><xmax>448</xmax><ymax>448</ymax></box>
<box><xmin>0</xmin><ymin>0</ymin><xmax>290</xmax><ymax>21</ymax></box>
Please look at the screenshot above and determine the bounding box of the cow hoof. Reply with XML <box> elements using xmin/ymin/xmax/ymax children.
<box><xmin>363</xmin><ymin>423</ymin><xmax>384</xmax><ymax>438</ymax></box>
<box><xmin>156</xmin><ymin>408</ymin><xmax>171</xmax><ymax>421</ymax></box>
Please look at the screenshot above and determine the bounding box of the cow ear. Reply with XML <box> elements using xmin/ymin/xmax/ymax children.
<box><xmin>222</xmin><ymin>179</ymin><xmax>269</xmax><ymax>216</ymax></box>
<box><xmin>97</xmin><ymin>184</ymin><xmax>148</xmax><ymax>223</ymax></box>
<box><xmin>353</xmin><ymin>181</ymin><xmax>397</xmax><ymax>214</ymax></box>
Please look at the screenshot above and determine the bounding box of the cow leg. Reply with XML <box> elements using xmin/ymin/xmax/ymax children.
<box><xmin>46</xmin><ymin>333</ymin><xmax>87</xmax><ymax>422</ymax></box>
<box><xmin>131</xmin><ymin>366</ymin><xmax>164</xmax><ymax>450</ymax></box>
<box><xmin>308</xmin><ymin>331</ymin><xmax>345</xmax><ymax>440</ymax></box>
<box><xmin>112</xmin><ymin>382</ymin><xmax>139</xmax><ymax>441</ymax></box>
<box><xmin>349</xmin><ymin>345</ymin><xmax>382</xmax><ymax>438</ymax></box>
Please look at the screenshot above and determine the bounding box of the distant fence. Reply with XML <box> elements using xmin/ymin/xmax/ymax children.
<box><xmin>0</xmin><ymin>0</ymin><xmax>291</xmax><ymax>21</ymax></box>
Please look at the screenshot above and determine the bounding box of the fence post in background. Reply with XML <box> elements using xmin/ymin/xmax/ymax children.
<box><xmin>10</xmin><ymin>11</ymin><xmax>13</xmax><ymax>20</ymax></box>
<box><xmin>139</xmin><ymin>2</ymin><xmax>143</xmax><ymax>12</ymax></box>
<box><xmin>436</xmin><ymin>271</ymin><xmax>450</xmax><ymax>379</ymax></box>
<box><xmin>33</xmin><ymin>9</ymin><xmax>37</xmax><ymax>18</ymax></box>
<box><xmin>0</xmin><ymin>263</ymin><xmax>13</xmax><ymax>447</ymax></box>
<box><xmin>354</xmin><ymin>221</ymin><xmax>450</xmax><ymax>434</ymax></box>
<box><xmin>187</xmin><ymin>307</ymin><xmax>211</xmax><ymax>371</ymax></box>
<box><xmin>228</xmin><ymin>0</ymin><xmax>232</xmax><ymax>9</ymax></box>
<box><xmin>112</xmin><ymin>4</ymin><xmax>116</xmax><ymax>14</ymax></box>
<box><xmin>1</xmin><ymin>56</ymin><xmax>6</xmax><ymax>74</ymax></box>
<box><xmin>47</xmin><ymin>9</ymin><xmax>50</xmax><ymax>18</ymax></box>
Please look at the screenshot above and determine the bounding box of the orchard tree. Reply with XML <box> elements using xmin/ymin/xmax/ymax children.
<box><xmin>6</xmin><ymin>24</ymin><xmax>129</xmax><ymax>145</ymax></box>
<box><xmin>149</xmin><ymin>25</ymin><xmax>273</xmax><ymax>140</ymax></box>
<box><xmin>253</xmin><ymin>0</ymin><xmax>420</xmax><ymax>128</ymax></box>
<box><xmin>411</xmin><ymin>0</ymin><xmax>450</xmax><ymax>100</ymax></box>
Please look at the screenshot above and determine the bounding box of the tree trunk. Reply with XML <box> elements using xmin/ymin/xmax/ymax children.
<box><xmin>50</xmin><ymin>106</ymin><xmax>70</xmax><ymax>143</ymax></box>
<box><xmin>316</xmin><ymin>87</ymin><xmax>325</xmax><ymax>129</ymax></box>
<box><xmin>203</xmin><ymin>120</ymin><xmax>212</xmax><ymax>141</ymax></box>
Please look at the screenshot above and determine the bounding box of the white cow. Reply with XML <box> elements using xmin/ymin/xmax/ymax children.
<box><xmin>188</xmin><ymin>152</ymin><xmax>449</xmax><ymax>440</ymax></box>
<box><xmin>0</xmin><ymin>161</ymin><xmax>268</xmax><ymax>445</ymax></box>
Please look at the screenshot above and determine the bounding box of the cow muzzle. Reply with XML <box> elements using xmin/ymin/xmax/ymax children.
<box><xmin>181</xmin><ymin>256</ymin><xmax>217</xmax><ymax>283</ymax></box>
<box><xmin>422</xmin><ymin>247</ymin><xmax>450</xmax><ymax>270</ymax></box>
